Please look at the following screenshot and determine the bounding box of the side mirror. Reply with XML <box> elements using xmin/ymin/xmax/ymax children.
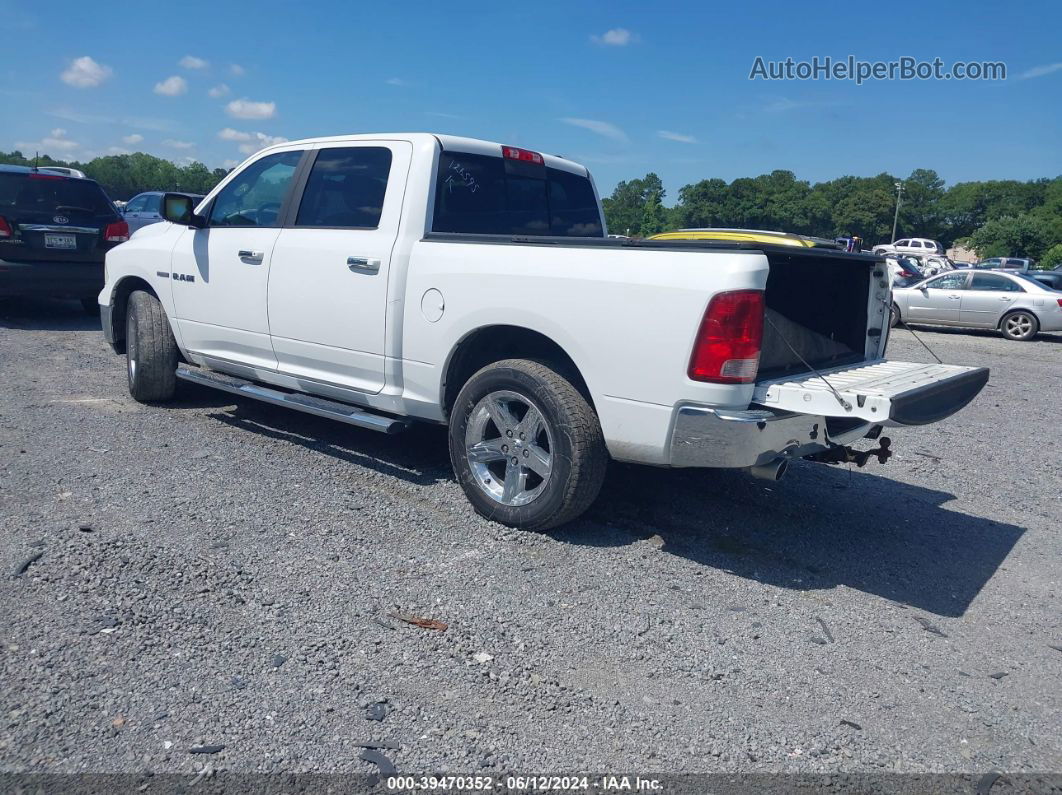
<box><xmin>162</xmin><ymin>193</ymin><xmax>206</xmax><ymax>228</ymax></box>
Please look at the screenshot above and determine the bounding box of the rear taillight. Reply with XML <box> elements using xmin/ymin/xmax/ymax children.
<box><xmin>1057</xmin><ymin>299</ymin><xmax>1062</xmax><ymax>309</ymax></box>
<box><xmin>502</xmin><ymin>145</ymin><xmax>544</xmax><ymax>165</ymax></box>
<box><xmin>688</xmin><ymin>290</ymin><xmax>764</xmax><ymax>383</ymax></box>
<box><xmin>104</xmin><ymin>219</ymin><xmax>129</xmax><ymax>243</ymax></box>
<box><xmin>0</xmin><ymin>215</ymin><xmax>11</xmax><ymax>238</ymax></box>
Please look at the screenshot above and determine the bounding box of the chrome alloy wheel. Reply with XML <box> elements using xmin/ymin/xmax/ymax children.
<box><xmin>464</xmin><ymin>390</ymin><xmax>554</xmax><ymax>506</ymax></box>
<box><xmin>1004</xmin><ymin>313</ymin><xmax>1033</xmax><ymax>338</ymax></box>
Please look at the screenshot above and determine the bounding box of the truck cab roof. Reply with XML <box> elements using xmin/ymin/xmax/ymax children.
<box><xmin>256</xmin><ymin>132</ymin><xmax>590</xmax><ymax>176</ymax></box>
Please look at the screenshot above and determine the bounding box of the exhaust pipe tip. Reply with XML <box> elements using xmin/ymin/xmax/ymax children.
<box><xmin>748</xmin><ymin>456</ymin><xmax>789</xmax><ymax>482</ymax></box>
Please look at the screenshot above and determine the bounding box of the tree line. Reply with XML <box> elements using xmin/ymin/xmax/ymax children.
<box><xmin>0</xmin><ymin>150</ymin><xmax>229</xmax><ymax>202</ymax></box>
<box><xmin>603</xmin><ymin>169</ymin><xmax>1062</xmax><ymax>268</ymax></box>
<box><xmin>4</xmin><ymin>149</ymin><xmax>1060</xmax><ymax>267</ymax></box>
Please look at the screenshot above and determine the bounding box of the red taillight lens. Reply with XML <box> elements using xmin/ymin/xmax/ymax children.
<box><xmin>0</xmin><ymin>215</ymin><xmax>11</xmax><ymax>238</ymax></box>
<box><xmin>502</xmin><ymin>145</ymin><xmax>544</xmax><ymax>165</ymax></box>
<box><xmin>28</xmin><ymin>172</ymin><xmax>64</xmax><ymax>181</ymax></box>
<box><xmin>104</xmin><ymin>219</ymin><xmax>129</xmax><ymax>243</ymax></box>
<box><xmin>688</xmin><ymin>290</ymin><xmax>764</xmax><ymax>383</ymax></box>
<box><xmin>1057</xmin><ymin>298</ymin><xmax>1062</xmax><ymax>309</ymax></box>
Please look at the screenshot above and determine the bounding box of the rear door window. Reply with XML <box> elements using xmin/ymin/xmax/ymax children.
<box><xmin>143</xmin><ymin>194</ymin><xmax>162</xmax><ymax>214</ymax></box>
<box><xmin>432</xmin><ymin>151</ymin><xmax>602</xmax><ymax>237</ymax></box>
<box><xmin>295</xmin><ymin>147</ymin><xmax>392</xmax><ymax>228</ymax></box>
<box><xmin>971</xmin><ymin>274</ymin><xmax>1023</xmax><ymax>292</ymax></box>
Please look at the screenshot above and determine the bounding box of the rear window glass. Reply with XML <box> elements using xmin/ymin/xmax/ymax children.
<box><xmin>432</xmin><ymin>151</ymin><xmax>602</xmax><ymax>237</ymax></box>
<box><xmin>0</xmin><ymin>173</ymin><xmax>114</xmax><ymax>218</ymax></box>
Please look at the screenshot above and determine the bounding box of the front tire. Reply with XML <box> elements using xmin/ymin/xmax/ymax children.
<box><xmin>1000</xmin><ymin>310</ymin><xmax>1038</xmax><ymax>341</ymax></box>
<box><xmin>448</xmin><ymin>359</ymin><xmax>607</xmax><ymax>531</ymax></box>
<box><xmin>889</xmin><ymin>303</ymin><xmax>900</xmax><ymax>328</ymax></box>
<box><xmin>126</xmin><ymin>290</ymin><xmax>178</xmax><ymax>402</ymax></box>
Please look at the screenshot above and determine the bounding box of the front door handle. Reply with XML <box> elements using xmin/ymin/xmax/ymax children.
<box><xmin>347</xmin><ymin>256</ymin><xmax>381</xmax><ymax>273</ymax></box>
<box><xmin>238</xmin><ymin>250</ymin><xmax>264</xmax><ymax>262</ymax></box>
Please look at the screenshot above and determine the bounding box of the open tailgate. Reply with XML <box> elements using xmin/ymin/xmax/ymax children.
<box><xmin>753</xmin><ymin>360</ymin><xmax>989</xmax><ymax>425</ymax></box>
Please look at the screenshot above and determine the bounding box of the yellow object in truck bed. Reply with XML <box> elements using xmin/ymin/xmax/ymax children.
<box><xmin>648</xmin><ymin>228</ymin><xmax>837</xmax><ymax>248</ymax></box>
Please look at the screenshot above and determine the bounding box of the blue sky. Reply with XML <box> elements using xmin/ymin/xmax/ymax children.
<box><xmin>1</xmin><ymin>0</ymin><xmax>1060</xmax><ymax>200</ymax></box>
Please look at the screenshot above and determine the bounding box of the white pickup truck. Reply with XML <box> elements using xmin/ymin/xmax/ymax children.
<box><xmin>99</xmin><ymin>133</ymin><xmax>988</xmax><ymax>529</ymax></box>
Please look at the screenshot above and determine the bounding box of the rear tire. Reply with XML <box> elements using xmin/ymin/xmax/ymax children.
<box><xmin>889</xmin><ymin>303</ymin><xmax>900</xmax><ymax>328</ymax></box>
<box><xmin>126</xmin><ymin>290</ymin><xmax>178</xmax><ymax>402</ymax></box>
<box><xmin>448</xmin><ymin>358</ymin><xmax>607</xmax><ymax>531</ymax></box>
<box><xmin>999</xmin><ymin>310</ymin><xmax>1038</xmax><ymax>341</ymax></box>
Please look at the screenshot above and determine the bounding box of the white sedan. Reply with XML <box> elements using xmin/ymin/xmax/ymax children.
<box><xmin>891</xmin><ymin>270</ymin><xmax>1062</xmax><ymax>341</ymax></box>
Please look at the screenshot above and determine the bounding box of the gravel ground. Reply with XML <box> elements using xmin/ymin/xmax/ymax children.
<box><xmin>0</xmin><ymin>297</ymin><xmax>1060</xmax><ymax>779</ymax></box>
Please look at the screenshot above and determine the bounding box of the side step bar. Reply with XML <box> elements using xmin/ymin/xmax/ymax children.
<box><xmin>175</xmin><ymin>367</ymin><xmax>410</xmax><ymax>434</ymax></box>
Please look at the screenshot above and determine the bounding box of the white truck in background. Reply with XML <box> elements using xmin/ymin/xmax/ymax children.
<box><xmin>99</xmin><ymin>133</ymin><xmax>988</xmax><ymax>529</ymax></box>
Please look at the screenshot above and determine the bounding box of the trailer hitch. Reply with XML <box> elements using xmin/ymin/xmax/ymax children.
<box><xmin>806</xmin><ymin>437</ymin><xmax>892</xmax><ymax>467</ymax></box>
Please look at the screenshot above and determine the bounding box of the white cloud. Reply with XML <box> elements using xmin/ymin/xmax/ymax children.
<box><xmin>560</xmin><ymin>117</ymin><xmax>629</xmax><ymax>143</ymax></box>
<box><xmin>47</xmin><ymin>107</ymin><xmax>114</xmax><ymax>124</ymax></box>
<box><xmin>591</xmin><ymin>28</ymin><xmax>635</xmax><ymax>46</ymax></box>
<box><xmin>657</xmin><ymin>130</ymin><xmax>698</xmax><ymax>144</ymax></box>
<box><xmin>1020</xmin><ymin>62</ymin><xmax>1062</xmax><ymax>79</ymax></box>
<box><xmin>122</xmin><ymin>133</ymin><xmax>144</xmax><ymax>144</ymax></box>
<box><xmin>16</xmin><ymin>128</ymin><xmax>80</xmax><ymax>153</ymax></box>
<box><xmin>218</xmin><ymin>127</ymin><xmax>252</xmax><ymax>142</ymax></box>
<box><xmin>385</xmin><ymin>77</ymin><xmax>407</xmax><ymax>86</ymax></box>
<box><xmin>154</xmin><ymin>75</ymin><xmax>188</xmax><ymax>96</ymax></box>
<box><xmin>60</xmin><ymin>56</ymin><xmax>113</xmax><ymax>88</ymax></box>
<box><xmin>218</xmin><ymin>127</ymin><xmax>288</xmax><ymax>153</ymax></box>
<box><xmin>108</xmin><ymin>146</ymin><xmax>130</xmax><ymax>154</ymax></box>
<box><xmin>225</xmin><ymin>98</ymin><xmax>276</xmax><ymax>119</ymax></box>
<box><xmin>229</xmin><ymin>63</ymin><xmax>246</xmax><ymax>77</ymax></box>
<box><xmin>208</xmin><ymin>83</ymin><xmax>230</xmax><ymax>98</ymax></box>
<box><xmin>163</xmin><ymin>139</ymin><xmax>195</xmax><ymax>149</ymax></box>
<box><xmin>179</xmin><ymin>55</ymin><xmax>209</xmax><ymax>70</ymax></box>
<box><xmin>221</xmin><ymin>158</ymin><xmax>240</xmax><ymax>169</ymax></box>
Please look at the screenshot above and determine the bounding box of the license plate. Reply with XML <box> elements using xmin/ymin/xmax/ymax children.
<box><xmin>45</xmin><ymin>233</ymin><xmax>77</xmax><ymax>250</ymax></box>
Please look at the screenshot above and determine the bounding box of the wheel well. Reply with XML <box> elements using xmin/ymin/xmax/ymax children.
<box><xmin>109</xmin><ymin>277</ymin><xmax>158</xmax><ymax>354</ymax></box>
<box><xmin>998</xmin><ymin>308</ymin><xmax>1039</xmax><ymax>329</ymax></box>
<box><xmin>442</xmin><ymin>326</ymin><xmax>592</xmax><ymax>417</ymax></box>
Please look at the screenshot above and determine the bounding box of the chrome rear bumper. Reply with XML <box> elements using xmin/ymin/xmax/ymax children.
<box><xmin>669</xmin><ymin>405</ymin><xmax>861</xmax><ymax>468</ymax></box>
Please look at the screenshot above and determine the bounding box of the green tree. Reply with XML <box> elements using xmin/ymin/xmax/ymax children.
<box><xmin>601</xmin><ymin>173</ymin><xmax>664</xmax><ymax>236</ymax></box>
<box><xmin>967</xmin><ymin>214</ymin><xmax>1056</xmax><ymax>260</ymax></box>
<box><xmin>641</xmin><ymin>190</ymin><xmax>668</xmax><ymax>236</ymax></box>
<box><xmin>1040</xmin><ymin>243</ymin><xmax>1062</xmax><ymax>269</ymax></box>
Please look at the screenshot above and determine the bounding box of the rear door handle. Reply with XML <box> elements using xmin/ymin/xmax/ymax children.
<box><xmin>347</xmin><ymin>256</ymin><xmax>380</xmax><ymax>273</ymax></box>
<box><xmin>238</xmin><ymin>250</ymin><xmax>264</xmax><ymax>262</ymax></box>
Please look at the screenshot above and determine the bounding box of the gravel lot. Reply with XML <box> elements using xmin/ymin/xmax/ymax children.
<box><xmin>1</xmin><ymin>297</ymin><xmax>1060</xmax><ymax>780</ymax></box>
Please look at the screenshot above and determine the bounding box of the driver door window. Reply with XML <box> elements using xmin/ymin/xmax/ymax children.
<box><xmin>927</xmin><ymin>272</ymin><xmax>968</xmax><ymax>290</ymax></box>
<box><xmin>209</xmin><ymin>150</ymin><xmax>302</xmax><ymax>227</ymax></box>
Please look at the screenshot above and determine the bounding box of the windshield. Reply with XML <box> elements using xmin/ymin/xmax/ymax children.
<box><xmin>0</xmin><ymin>173</ymin><xmax>115</xmax><ymax>218</ymax></box>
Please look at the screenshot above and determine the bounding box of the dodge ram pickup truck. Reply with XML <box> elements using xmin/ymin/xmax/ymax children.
<box><xmin>99</xmin><ymin>133</ymin><xmax>988</xmax><ymax>529</ymax></box>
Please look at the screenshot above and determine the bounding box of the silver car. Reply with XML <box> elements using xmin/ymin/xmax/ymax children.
<box><xmin>123</xmin><ymin>191</ymin><xmax>203</xmax><ymax>234</ymax></box>
<box><xmin>891</xmin><ymin>270</ymin><xmax>1062</xmax><ymax>341</ymax></box>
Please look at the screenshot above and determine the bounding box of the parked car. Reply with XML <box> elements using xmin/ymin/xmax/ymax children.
<box><xmin>884</xmin><ymin>254</ymin><xmax>925</xmax><ymax>286</ymax></box>
<box><xmin>1025</xmin><ymin>270</ymin><xmax>1062</xmax><ymax>291</ymax></box>
<box><xmin>0</xmin><ymin>164</ymin><xmax>129</xmax><ymax>312</ymax></box>
<box><xmin>123</xmin><ymin>191</ymin><xmax>204</xmax><ymax>234</ymax></box>
<box><xmin>98</xmin><ymin>133</ymin><xmax>988</xmax><ymax>529</ymax></box>
<box><xmin>872</xmin><ymin>238</ymin><xmax>944</xmax><ymax>256</ymax></box>
<box><xmin>974</xmin><ymin>257</ymin><xmax>1037</xmax><ymax>271</ymax></box>
<box><xmin>891</xmin><ymin>269</ymin><xmax>1062</xmax><ymax>340</ymax></box>
<box><xmin>952</xmin><ymin>261</ymin><xmax>976</xmax><ymax>269</ymax></box>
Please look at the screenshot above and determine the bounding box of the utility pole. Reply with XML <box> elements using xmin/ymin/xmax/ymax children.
<box><xmin>891</xmin><ymin>181</ymin><xmax>904</xmax><ymax>242</ymax></box>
